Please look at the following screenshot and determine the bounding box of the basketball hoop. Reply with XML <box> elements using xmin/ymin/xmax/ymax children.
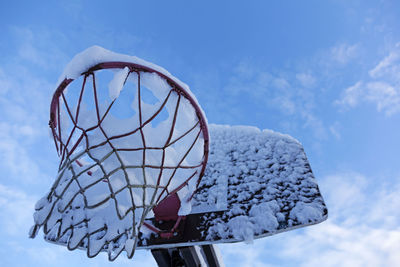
<box><xmin>30</xmin><ymin>57</ymin><xmax>209</xmax><ymax>260</ymax></box>
<box><xmin>29</xmin><ymin>47</ymin><xmax>327</xmax><ymax>265</ymax></box>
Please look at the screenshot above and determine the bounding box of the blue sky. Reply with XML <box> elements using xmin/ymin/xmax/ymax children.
<box><xmin>1</xmin><ymin>1</ymin><xmax>399</xmax><ymax>266</ymax></box>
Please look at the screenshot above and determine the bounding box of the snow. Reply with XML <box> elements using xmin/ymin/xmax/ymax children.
<box><xmin>249</xmin><ymin>202</ymin><xmax>280</xmax><ymax>233</ymax></box>
<box><xmin>139</xmin><ymin>71</ymin><xmax>171</xmax><ymax>104</ymax></box>
<box><xmin>108</xmin><ymin>67</ymin><xmax>129</xmax><ymax>100</ymax></box>
<box><xmin>177</xmin><ymin>186</ymin><xmax>192</xmax><ymax>216</ymax></box>
<box><xmin>57</xmin><ymin>45</ymin><xmax>207</xmax><ymax>125</ymax></box>
<box><xmin>192</xmin><ymin>124</ymin><xmax>327</xmax><ymax>243</ymax></box>
<box><xmin>289</xmin><ymin>201</ymin><xmax>324</xmax><ymax>224</ymax></box>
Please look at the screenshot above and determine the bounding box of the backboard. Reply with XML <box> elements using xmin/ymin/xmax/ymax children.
<box><xmin>136</xmin><ymin>124</ymin><xmax>327</xmax><ymax>249</ymax></box>
<box><xmin>30</xmin><ymin>46</ymin><xmax>327</xmax><ymax>262</ymax></box>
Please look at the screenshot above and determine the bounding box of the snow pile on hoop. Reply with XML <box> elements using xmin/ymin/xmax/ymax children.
<box><xmin>192</xmin><ymin>124</ymin><xmax>328</xmax><ymax>243</ymax></box>
<box><xmin>56</xmin><ymin>45</ymin><xmax>207</xmax><ymax>124</ymax></box>
<box><xmin>29</xmin><ymin>46</ymin><xmax>208</xmax><ymax>261</ymax></box>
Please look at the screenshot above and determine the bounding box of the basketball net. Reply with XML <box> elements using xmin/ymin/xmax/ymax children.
<box><xmin>29</xmin><ymin>61</ymin><xmax>209</xmax><ymax>260</ymax></box>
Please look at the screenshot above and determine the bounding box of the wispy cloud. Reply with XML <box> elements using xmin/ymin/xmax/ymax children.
<box><xmin>201</xmin><ymin>59</ymin><xmax>330</xmax><ymax>141</ymax></box>
<box><xmin>330</xmin><ymin>43</ymin><xmax>359</xmax><ymax>65</ymax></box>
<box><xmin>336</xmin><ymin>81</ymin><xmax>363</xmax><ymax>108</ymax></box>
<box><xmin>11</xmin><ymin>26</ymin><xmax>69</xmax><ymax>70</ymax></box>
<box><xmin>0</xmin><ymin>184</ymin><xmax>36</xmax><ymax>235</ymax></box>
<box><xmin>369</xmin><ymin>44</ymin><xmax>400</xmax><ymax>80</ymax></box>
<box><xmin>296</xmin><ymin>73</ymin><xmax>316</xmax><ymax>88</ymax></box>
<box><xmin>336</xmin><ymin>43</ymin><xmax>400</xmax><ymax>115</ymax></box>
<box><xmin>0</xmin><ymin>27</ymin><xmax>67</xmax><ymax>186</ymax></box>
<box><xmin>0</xmin><ymin>67</ymin><xmax>54</xmax><ymax>184</ymax></box>
<box><xmin>194</xmin><ymin>43</ymin><xmax>366</xmax><ymax>143</ymax></box>
<box><xmin>220</xmin><ymin>241</ymin><xmax>275</xmax><ymax>267</ymax></box>
<box><xmin>329</xmin><ymin>122</ymin><xmax>341</xmax><ymax>140</ymax></box>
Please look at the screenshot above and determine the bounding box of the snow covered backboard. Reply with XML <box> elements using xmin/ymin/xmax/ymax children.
<box><xmin>29</xmin><ymin>46</ymin><xmax>327</xmax><ymax>261</ymax></box>
<box><xmin>137</xmin><ymin>124</ymin><xmax>328</xmax><ymax>249</ymax></box>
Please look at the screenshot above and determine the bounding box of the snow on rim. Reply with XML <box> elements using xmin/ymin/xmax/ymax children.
<box><xmin>57</xmin><ymin>45</ymin><xmax>207</xmax><ymax>125</ymax></box>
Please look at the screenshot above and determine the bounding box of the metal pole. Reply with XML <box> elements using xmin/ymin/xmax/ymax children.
<box><xmin>151</xmin><ymin>245</ymin><xmax>223</xmax><ymax>267</ymax></box>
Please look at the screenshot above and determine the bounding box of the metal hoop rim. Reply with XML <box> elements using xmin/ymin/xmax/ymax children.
<box><xmin>49</xmin><ymin>61</ymin><xmax>209</xmax><ymax>189</ymax></box>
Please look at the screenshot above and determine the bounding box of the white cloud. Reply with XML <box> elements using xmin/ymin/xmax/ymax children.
<box><xmin>217</xmin><ymin>60</ymin><xmax>329</xmax><ymax>140</ymax></box>
<box><xmin>0</xmin><ymin>67</ymin><xmax>53</xmax><ymax>184</ymax></box>
<box><xmin>193</xmin><ymin>42</ymin><xmax>367</xmax><ymax>143</ymax></box>
<box><xmin>330</xmin><ymin>43</ymin><xmax>359</xmax><ymax>65</ymax></box>
<box><xmin>11</xmin><ymin>26</ymin><xmax>69</xmax><ymax>69</ymax></box>
<box><xmin>233</xmin><ymin>60</ymin><xmax>257</xmax><ymax>80</ymax></box>
<box><xmin>273</xmin><ymin>77</ymin><xmax>290</xmax><ymax>89</ymax></box>
<box><xmin>280</xmin><ymin>223</ymin><xmax>400</xmax><ymax>267</ymax></box>
<box><xmin>0</xmin><ymin>130</ymin><xmax>41</xmax><ymax>183</ymax></box>
<box><xmin>0</xmin><ymin>28</ymin><xmax>62</xmax><ymax>185</ymax></box>
<box><xmin>296</xmin><ymin>73</ymin><xmax>316</xmax><ymax>88</ymax></box>
<box><xmin>0</xmin><ymin>184</ymin><xmax>36</xmax><ymax>236</ymax></box>
<box><xmin>369</xmin><ymin>43</ymin><xmax>400</xmax><ymax>80</ymax></box>
<box><xmin>272</xmin><ymin>95</ymin><xmax>296</xmax><ymax>115</ymax></box>
<box><xmin>220</xmin><ymin>241</ymin><xmax>275</xmax><ymax>267</ymax></box>
<box><xmin>365</xmin><ymin>82</ymin><xmax>400</xmax><ymax>115</ymax></box>
<box><xmin>329</xmin><ymin>122</ymin><xmax>341</xmax><ymax>140</ymax></box>
<box><xmin>337</xmin><ymin>81</ymin><xmax>400</xmax><ymax>115</ymax></box>
<box><xmin>0</xmin><ymin>69</ymin><xmax>12</xmax><ymax>95</ymax></box>
<box><xmin>302</xmin><ymin>113</ymin><xmax>327</xmax><ymax>139</ymax></box>
<box><xmin>336</xmin><ymin>81</ymin><xmax>363</xmax><ymax>108</ymax></box>
<box><xmin>336</xmin><ymin>44</ymin><xmax>400</xmax><ymax>115</ymax></box>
